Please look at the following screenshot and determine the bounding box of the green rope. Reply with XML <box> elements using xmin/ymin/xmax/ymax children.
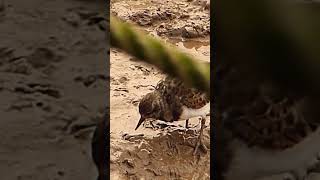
<box><xmin>110</xmin><ymin>15</ymin><xmax>210</xmax><ymax>94</ymax></box>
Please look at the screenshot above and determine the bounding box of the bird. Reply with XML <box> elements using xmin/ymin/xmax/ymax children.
<box><xmin>215</xmin><ymin>0</ymin><xmax>320</xmax><ymax>179</ymax></box>
<box><xmin>214</xmin><ymin>55</ymin><xmax>320</xmax><ymax>180</ymax></box>
<box><xmin>135</xmin><ymin>76</ymin><xmax>210</xmax><ymax>155</ymax></box>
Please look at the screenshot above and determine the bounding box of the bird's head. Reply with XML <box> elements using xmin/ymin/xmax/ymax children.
<box><xmin>135</xmin><ymin>92</ymin><xmax>162</xmax><ymax>130</ymax></box>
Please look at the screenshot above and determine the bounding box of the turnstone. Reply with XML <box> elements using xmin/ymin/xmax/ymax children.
<box><xmin>214</xmin><ymin>61</ymin><xmax>320</xmax><ymax>180</ymax></box>
<box><xmin>135</xmin><ymin>76</ymin><xmax>210</xmax><ymax>154</ymax></box>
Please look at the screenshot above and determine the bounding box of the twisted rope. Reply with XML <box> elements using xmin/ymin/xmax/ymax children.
<box><xmin>110</xmin><ymin>15</ymin><xmax>210</xmax><ymax>94</ymax></box>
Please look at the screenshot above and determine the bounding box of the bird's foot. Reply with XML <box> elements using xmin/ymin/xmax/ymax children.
<box><xmin>284</xmin><ymin>152</ymin><xmax>320</xmax><ymax>180</ymax></box>
<box><xmin>149</xmin><ymin>120</ymin><xmax>158</xmax><ymax>130</ymax></box>
<box><xmin>286</xmin><ymin>168</ymin><xmax>308</xmax><ymax>180</ymax></box>
<box><xmin>193</xmin><ymin>138</ymin><xmax>207</xmax><ymax>155</ymax></box>
<box><xmin>183</xmin><ymin>128</ymin><xmax>188</xmax><ymax>135</ymax></box>
<box><xmin>307</xmin><ymin>152</ymin><xmax>320</xmax><ymax>173</ymax></box>
<box><xmin>282</xmin><ymin>173</ymin><xmax>296</xmax><ymax>180</ymax></box>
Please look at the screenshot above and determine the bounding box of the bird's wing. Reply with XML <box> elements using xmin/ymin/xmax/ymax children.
<box><xmin>215</xmin><ymin>56</ymin><xmax>320</xmax><ymax>150</ymax></box>
<box><xmin>156</xmin><ymin>76</ymin><xmax>209</xmax><ymax>109</ymax></box>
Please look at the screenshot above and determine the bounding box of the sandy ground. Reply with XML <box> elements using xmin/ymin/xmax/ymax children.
<box><xmin>110</xmin><ymin>0</ymin><xmax>210</xmax><ymax>179</ymax></box>
<box><xmin>109</xmin><ymin>1</ymin><xmax>320</xmax><ymax>180</ymax></box>
<box><xmin>2</xmin><ymin>0</ymin><xmax>319</xmax><ymax>180</ymax></box>
<box><xmin>0</xmin><ymin>0</ymin><xmax>106</xmax><ymax>179</ymax></box>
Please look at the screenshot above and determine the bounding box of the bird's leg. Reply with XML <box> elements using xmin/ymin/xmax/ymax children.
<box><xmin>185</xmin><ymin>119</ymin><xmax>189</xmax><ymax>129</ymax></box>
<box><xmin>193</xmin><ymin>116</ymin><xmax>207</xmax><ymax>155</ymax></box>
<box><xmin>150</xmin><ymin>120</ymin><xmax>157</xmax><ymax>130</ymax></box>
<box><xmin>183</xmin><ymin>119</ymin><xmax>190</xmax><ymax>135</ymax></box>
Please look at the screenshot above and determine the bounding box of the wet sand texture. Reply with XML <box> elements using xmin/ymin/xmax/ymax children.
<box><xmin>0</xmin><ymin>0</ymin><xmax>107</xmax><ymax>179</ymax></box>
<box><xmin>110</xmin><ymin>0</ymin><xmax>210</xmax><ymax>179</ymax></box>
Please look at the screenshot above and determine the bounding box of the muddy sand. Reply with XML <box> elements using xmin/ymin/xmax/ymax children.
<box><xmin>0</xmin><ymin>0</ymin><xmax>107</xmax><ymax>179</ymax></box>
<box><xmin>110</xmin><ymin>0</ymin><xmax>210</xmax><ymax>179</ymax></box>
<box><xmin>2</xmin><ymin>0</ymin><xmax>317</xmax><ymax>180</ymax></box>
<box><xmin>110</xmin><ymin>1</ymin><xmax>320</xmax><ymax>180</ymax></box>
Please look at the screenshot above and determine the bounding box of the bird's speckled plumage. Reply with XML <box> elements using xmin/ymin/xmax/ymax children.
<box><xmin>214</xmin><ymin>59</ymin><xmax>320</xmax><ymax>180</ymax></box>
<box><xmin>136</xmin><ymin>76</ymin><xmax>210</xmax><ymax>154</ymax></box>
<box><xmin>136</xmin><ymin>76</ymin><xmax>210</xmax><ymax>129</ymax></box>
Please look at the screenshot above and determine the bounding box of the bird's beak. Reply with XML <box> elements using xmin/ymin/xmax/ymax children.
<box><xmin>135</xmin><ymin>117</ymin><xmax>145</xmax><ymax>130</ymax></box>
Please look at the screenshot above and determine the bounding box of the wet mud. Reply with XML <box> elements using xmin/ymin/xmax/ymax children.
<box><xmin>110</xmin><ymin>0</ymin><xmax>210</xmax><ymax>179</ymax></box>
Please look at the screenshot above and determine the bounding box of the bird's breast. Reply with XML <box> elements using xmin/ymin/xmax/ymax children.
<box><xmin>178</xmin><ymin>102</ymin><xmax>210</xmax><ymax>120</ymax></box>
